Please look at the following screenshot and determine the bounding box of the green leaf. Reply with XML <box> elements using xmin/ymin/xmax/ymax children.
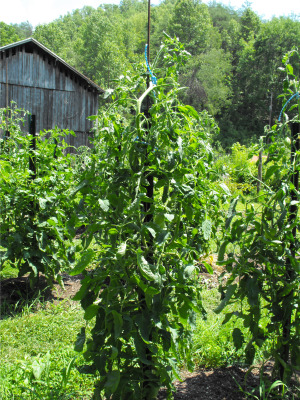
<box><xmin>177</xmin><ymin>137</ymin><xmax>183</xmax><ymax>159</ymax></box>
<box><xmin>133</xmin><ymin>332</ymin><xmax>152</xmax><ymax>365</ymax></box>
<box><xmin>165</xmin><ymin>213</ymin><xmax>174</xmax><ymax>222</ymax></box>
<box><xmin>162</xmin><ymin>182</ymin><xmax>169</xmax><ymax>204</ymax></box>
<box><xmin>70</xmin><ymin>179</ymin><xmax>89</xmax><ymax>197</ymax></box>
<box><xmin>72</xmin><ymin>281</ymin><xmax>89</xmax><ymax>301</ymax></box>
<box><xmin>277</xmin><ymin>209</ymin><xmax>287</xmax><ymax>229</ymax></box>
<box><xmin>74</xmin><ymin>327</ymin><xmax>86</xmax><ymax>352</ymax></box>
<box><xmin>202</xmin><ymin>260</ymin><xmax>213</xmax><ymax>275</ymax></box>
<box><xmin>177</xmin><ymin>105</ymin><xmax>199</xmax><ymax>119</ymax></box>
<box><xmin>104</xmin><ymin>370</ymin><xmax>120</xmax><ymax>394</ymax></box>
<box><xmin>178</xmin><ymin>300</ymin><xmax>190</xmax><ymax>323</ymax></box>
<box><xmin>137</xmin><ymin>251</ymin><xmax>158</xmax><ymax>282</ymax></box>
<box><xmin>219</xmin><ymin>182</ymin><xmax>231</xmax><ymax>195</ymax></box>
<box><xmin>32</xmin><ymin>358</ymin><xmax>46</xmax><ymax>380</ymax></box>
<box><xmin>202</xmin><ymin>220</ymin><xmax>212</xmax><ymax>240</ymax></box>
<box><xmin>214</xmin><ymin>284</ymin><xmax>237</xmax><ymax>314</ymax></box>
<box><xmin>112</xmin><ymin>310</ymin><xmax>123</xmax><ymax>339</ymax></box>
<box><xmin>184</xmin><ymin>205</ymin><xmax>193</xmax><ymax>221</ymax></box>
<box><xmin>47</xmin><ymin>217</ymin><xmax>58</xmax><ymax>226</ymax></box>
<box><xmin>135</xmin><ymin>314</ymin><xmax>150</xmax><ymax>343</ymax></box>
<box><xmin>144</xmin><ymin>225</ymin><xmax>156</xmax><ymax>238</ymax></box>
<box><xmin>156</xmin><ymin>230</ymin><xmax>170</xmax><ymax>246</ymax></box>
<box><xmin>226</xmin><ymin>197</ymin><xmax>239</xmax><ymax>229</ymax></box>
<box><xmin>184</xmin><ymin>264</ymin><xmax>196</xmax><ymax>278</ymax></box>
<box><xmin>145</xmin><ymin>285</ymin><xmax>161</xmax><ymax>296</ymax></box>
<box><xmin>232</xmin><ymin>328</ymin><xmax>244</xmax><ymax>350</ymax></box>
<box><xmin>265</xmin><ymin>165</ymin><xmax>279</xmax><ymax>181</ymax></box>
<box><xmin>117</xmin><ymin>242</ymin><xmax>127</xmax><ymax>256</ymax></box>
<box><xmin>84</xmin><ymin>304</ymin><xmax>98</xmax><ymax>320</ymax></box>
<box><xmin>286</xmin><ymin>64</ymin><xmax>294</xmax><ymax>75</ymax></box>
<box><xmin>69</xmin><ymin>249</ymin><xmax>94</xmax><ymax>276</ymax></box>
<box><xmin>98</xmin><ymin>199</ymin><xmax>110</xmax><ymax>212</ymax></box>
<box><xmin>218</xmin><ymin>241</ymin><xmax>228</xmax><ymax>262</ymax></box>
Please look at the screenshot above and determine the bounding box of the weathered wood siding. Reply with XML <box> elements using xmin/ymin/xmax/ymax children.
<box><xmin>0</xmin><ymin>41</ymin><xmax>101</xmax><ymax>150</ymax></box>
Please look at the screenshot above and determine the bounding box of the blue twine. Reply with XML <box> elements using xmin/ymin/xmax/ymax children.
<box><xmin>145</xmin><ymin>44</ymin><xmax>157</xmax><ymax>86</ymax></box>
<box><xmin>278</xmin><ymin>92</ymin><xmax>300</xmax><ymax>122</ymax></box>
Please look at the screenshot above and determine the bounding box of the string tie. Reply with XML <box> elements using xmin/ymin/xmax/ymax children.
<box><xmin>278</xmin><ymin>92</ymin><xmax>300</xmax><ymax>122</ymax></box>
<box><xmin>145</xmin><ymin>44</ymin><xmax>157</xmax><ymax>86</ymax></box>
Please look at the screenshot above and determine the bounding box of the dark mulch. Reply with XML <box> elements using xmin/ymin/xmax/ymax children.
<box><xmin>158</xmin><ymin>366</ymin><xmax>261</xmax><ymax>400</ymax></box>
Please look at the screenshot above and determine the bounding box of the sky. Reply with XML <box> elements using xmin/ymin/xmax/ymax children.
<box><xmin>0</xmin><ymin>0</ymin><xmax>299</xmax><ymax>28</ymax></box>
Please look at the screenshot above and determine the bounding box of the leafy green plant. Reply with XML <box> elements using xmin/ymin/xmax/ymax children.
<box><xmin>71</xmin><ymin>34</ymin><xmax>225</xmax><ymax>399</ymax></box>
<box><xmin>0</xmin><ymin>106</ymin><xmax>79</xmax><ymax>286</ymax></box>
<box><xmin>217</xmin><ymin>49</ymin><xmax>300</xmax><ymax>384</ymax></box>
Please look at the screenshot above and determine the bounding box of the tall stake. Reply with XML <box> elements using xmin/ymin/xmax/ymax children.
<box><xmin>146</xmin><ymin>0</ymin><xmax>151</xmax><ymax>88</ymax></box>
<box><xmin>141</xmin><ymin>1</ymin><xmax>155</xmax><ymax>398</ymax></box>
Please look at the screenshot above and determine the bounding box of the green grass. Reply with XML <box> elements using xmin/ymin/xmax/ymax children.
<box><xmin>0</xmin><ymin>264</ymin><xmax>18</xmax><ymax>279</ymax></box>
<box><xmin>0</xmin><ymin>299</ymin><xmax>95</xmax><ymax>399</ymax></box>
<box><xmin>192</xmin><ymin>288</ymin><xmax>251</xmax><ymax>369</ymax></box>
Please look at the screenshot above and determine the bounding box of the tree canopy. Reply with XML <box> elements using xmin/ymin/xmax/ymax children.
<box><xmin>1</xmin><ymin>0</ymin><xmax>300</xmax><ymax>148</ymax></box>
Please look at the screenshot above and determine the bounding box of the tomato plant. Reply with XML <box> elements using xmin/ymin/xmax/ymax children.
<box><xmin>217</xmin><ymin>49</ymin><xmax>300</xmax><ymax>384</ymax></box>
<box><xmin>0</xmin><ymin>105</ymin><xmax>78</xmax><ymax>287</ymax></box>
<box><xmin>71</xmin><ymin>35</ymin><xmax>226</xmax><ymax>399</ymax></box>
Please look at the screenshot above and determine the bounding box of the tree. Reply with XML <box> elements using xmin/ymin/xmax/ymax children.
<box><xmin>0</xmin><ymin>22</ymin><xmax>20</xmax><ymax>46</ymax></box>
<box><xmin>180</xmin><ymin>48</ymin><xmax>232</xmax><ymax>116</ymax></box>
<box><xmin>208</xmin><ymin>2</ymin><xmax>240</xmax><ymax>53</ymax></box>
<box><xmin>152</xmin><ymin>0</ymin><xmax>176</xmax><ymax>49</ymax></box>
<box><xmin>168</xmin><ymin>0</ymin><xmax>217</xmax><ymax>54</ymax></box>
<box><xmin>33</xmin><ymin>7</ymin><xmax>94</xmax><ymax>67</ymax></box>
<box><xmin>75</xmin><ymin>8</ymin><xmax>128</xmax><ymax>88</ymax></box>
<box><xmin>239</xmin><ymin>6</ymin><xmax>261</xmax><ymax>42</ymax></box>
<box><xmin>33</xmin><ymin>22</ymin><xmax>66</xmax><ymax>55</ymax></box>
<box><xmin>219</xmin><ymin>16</ymin><xmax>300</xmax><ymax>147</ymax></box>
<box><xmin>12</xmin><ymin>21</ymin><xmax>33</xmax><ymax>39</ymax></box>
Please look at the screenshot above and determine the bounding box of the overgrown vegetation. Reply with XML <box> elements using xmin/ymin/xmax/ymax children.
<box><xmin>1</xmin><ymin>9</ymin><xmax>300</xmax><ymax>399</ymax></box>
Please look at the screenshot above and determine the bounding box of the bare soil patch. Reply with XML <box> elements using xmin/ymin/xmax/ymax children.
<box><xmin>158</xmin><ymin>366</ymin><xmax>262</xmax><ymax>400</ymax></box>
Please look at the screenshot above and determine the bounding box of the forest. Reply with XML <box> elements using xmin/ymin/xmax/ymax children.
<box><xmin>1</xmin><ymin>0</ymin><xmax>300</xmax><ymax>149</ymax></box>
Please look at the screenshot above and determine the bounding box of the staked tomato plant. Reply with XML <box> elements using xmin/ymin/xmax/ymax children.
<box><xmin>217</xmin><ymin>49</ymin><xmax>300</xmax><ymax>384</ymax></box>
<box><xmin>71</xmin><ymin>35</ymin><xmax>227</xmax><ymax>399</ymax></box>
<box><xmin>0</xmin><ymin>105</ymin><xmax>79</xmax><ymax>287</ymax></box>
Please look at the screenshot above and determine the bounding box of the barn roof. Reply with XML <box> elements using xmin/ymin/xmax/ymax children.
<box><xmin>0</xmin><ymin>38</ymin><xmax>104</xmax><ymax>94</ymax></box>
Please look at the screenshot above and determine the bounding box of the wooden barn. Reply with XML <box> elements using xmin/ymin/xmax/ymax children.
<box><xmin>0</xmin><ymin>38</ymin><xmax>104</xmax><ymax>149</ymax></box>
